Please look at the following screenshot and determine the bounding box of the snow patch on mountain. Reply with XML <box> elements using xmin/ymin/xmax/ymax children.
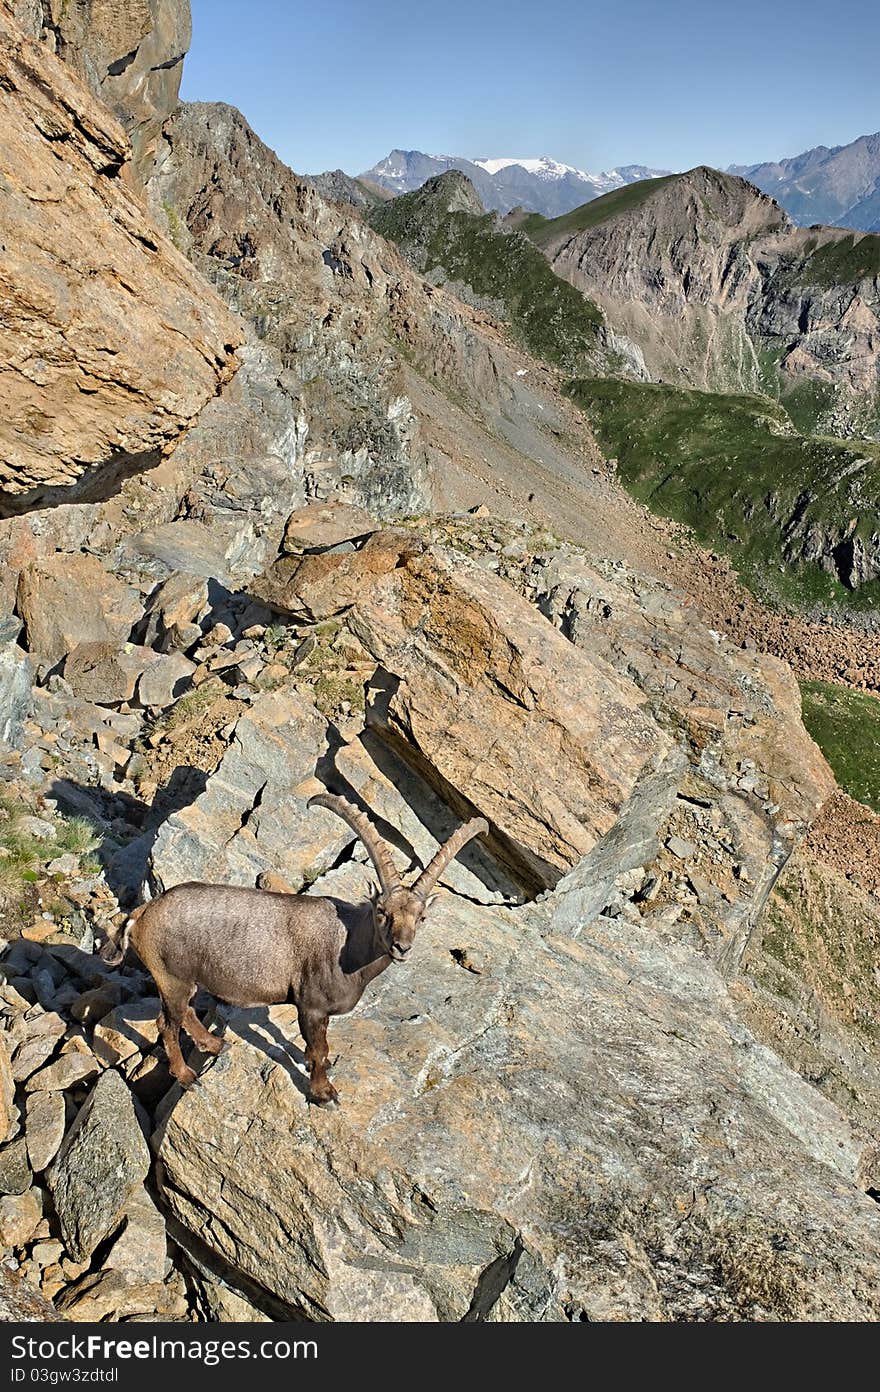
<box><xmin>473</xmin><ymin>155</ymin><xmax>589</xmax><ymax>179</ymax></box>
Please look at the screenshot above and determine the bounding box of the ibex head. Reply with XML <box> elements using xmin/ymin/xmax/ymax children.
<box><xmin>308</xmin><ymin>794</ymin><xmax>488</xmax><ymax>961</ymax></box>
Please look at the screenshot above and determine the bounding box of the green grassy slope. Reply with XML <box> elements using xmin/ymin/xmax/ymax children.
<box><xmin>369</xmin><ymin>186</ymin><xmax>606</xmax><ymax>374</ymax></box>
<box><xmin>800</xmin><ymin>680</ymin><xmax>880</xmax><ymax>812</ymax></box>
<box><xmin>565</xmin><ymin>377</ymin><xmax>880</xmax><ymax>610</ymax></box>
<box><xmin>797</xmin><ymin>233</ymin><xmax>880</xmax><ymax>289</ymax></box>
<box><xmin>519</xmin><ymin>174</ymin><xmax>679</xmax><ymax>248</ymax></box>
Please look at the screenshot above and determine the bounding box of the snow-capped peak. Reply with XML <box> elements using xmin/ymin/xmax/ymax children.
<box><xmin>472</xmin><ymin>155</ymin><xmax>592</xmax><ymax>180</ymax></box>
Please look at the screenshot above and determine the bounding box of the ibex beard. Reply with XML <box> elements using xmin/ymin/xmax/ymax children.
<box><xmin>102</xmin><ymin>795</ymin><xmax>488</xmax><ymax>1106</ymax></box>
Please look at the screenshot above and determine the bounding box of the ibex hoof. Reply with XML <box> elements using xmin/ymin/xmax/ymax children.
<box><xmin>308</xmin><ymin>1084</ymin><xmax>339</xmax><ymax>1107</ymax></box>
<box><xmin>175</xmin><ymin>1065</ymin><xmax>198</xmax><ymax>1089</ymax></box>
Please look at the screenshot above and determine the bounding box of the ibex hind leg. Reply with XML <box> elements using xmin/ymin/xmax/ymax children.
<box><xmin>151</xmin><ymin>968</ymin><xmax>200</xmax><ymax>1088</ymax></box>
<box><xmin>181</xmin><ymin>1004</ymin><xmax>225</xmax><ymax>1057</ymax></box>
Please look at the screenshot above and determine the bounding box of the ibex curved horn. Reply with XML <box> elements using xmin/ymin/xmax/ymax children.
<box><xmin>308</xmin><ymin>793</ymin><xmax>402</xmax><ymax>894</ymax></box>
<box><xmin>412</xmin><ymin>818</ymin><xmax>489</xmax><ymax>900</ymax></box>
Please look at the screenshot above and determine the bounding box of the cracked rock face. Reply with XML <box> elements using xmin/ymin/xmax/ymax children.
<box><xmin>12</xmin><ymin>0</ymin><xmax>192</xmax><ymax>188</ymax></box>
<box><xmin>155</xmin><ymin>863</ymin><xmax>880</xmax><ymax>1322</ymax></box>
<box><xmin>0</xmin><ymin>8</ymin><xmax>241</xmax><ymax>510</ymax></box>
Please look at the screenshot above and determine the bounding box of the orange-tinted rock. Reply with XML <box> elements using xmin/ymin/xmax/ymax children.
<box><xmin>0</xmin><ymin>8</ymin><xmax>241</xmax><ymax>510</ymax></box>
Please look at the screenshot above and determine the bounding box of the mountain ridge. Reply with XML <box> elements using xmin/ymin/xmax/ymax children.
<box><xmin>359</xmin><ymin>148</ymin><xmax>670</xmax><ymax>217</ymax></box>
<box><xmin>732</xmin><ymin>131</ymin><xmax>880</xmax><ymax>232</ymax></box>
<box><xmin>356</xmin><ymin>131</ymin><xmax>880</xmax><ymax>231</ymax></box>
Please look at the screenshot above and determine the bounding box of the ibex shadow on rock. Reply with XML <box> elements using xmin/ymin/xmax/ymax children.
<box><xmin>102</xmin><ymin>795</ymin><xmax>487</xmax><ymax>1105</ymax></box>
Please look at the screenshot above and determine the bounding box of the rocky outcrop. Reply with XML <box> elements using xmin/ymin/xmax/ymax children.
<box><xmin>0</xmin><ymin>9</ymin><xmax>241</xmax><ymax>511</ymax></box>
<box><xmin>11</xmin><ymin>0</ymin><xmax>191</xmax><ymax>188</ymax></box>
<box><xmin>16</xmin><ymin>554</ymin><xmax>141</xmax><ymax>666</ymax></box>
<box><xmin>532</xmin><ymin>167</ymin><xmax>880</xmax><ymax>432</ymax></box>
<box><xmin>303</xmin><ymin>169</ymin><xmax>384</xmax><ymax>212</ymax></box>
<box><xmin>146</xmin><ymin>101</ymin><xmax>432</xmax><ymax>518</ymax></box>
<box><xmin>155</xmin><ymin>860</ymin><xmax>880</xmax><ymax>1322</ymax></box>
<box><xmin>0</xmin><ymin>506</ymin><xmax>875</xmax><ymax>1322</ymax></box>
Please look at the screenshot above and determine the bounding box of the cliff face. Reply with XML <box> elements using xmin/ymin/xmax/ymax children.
<box><xmin>10</xmin><ymin>0</ymin><xmax>191</xmax><ymax>188</ymax></box>
<box><xmin>536</xmin><ymin>168</ymin><xmax>880</xmax><ymax>434</ymax></box>
<box><xmin>0</xmin><ymin>8</ymin><xmax>241</xmax><ymax>512</ymax></box>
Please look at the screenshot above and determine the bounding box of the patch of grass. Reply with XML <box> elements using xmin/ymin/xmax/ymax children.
<box><xmin>54</xmin><ymin>816</ymin><xmax>101</xmax><ymax>857</ymax></box>
<box><xmin>161</xmin><ymin>201</ymin><xmax>186</xmax><ymax>253</ymax></box>
<box><xmin>565</xmin><ymin>376</ymin><xmax>880</xmax><ymax>611</ymax></box>
<box><xmin>799</xmin><ymin>233</ymin><xmax>880</xmax><ymax>289</ymax></box>
<box><xmin>0</xmin><ymin>799</ymin><xmax>103</xmax><ymax>912</ymax></box>
<box><xmin>311</xmin><ymin>672</ymin><xmax>365</xmax><ymax>720</ymax></box>
<box><xmin>519</xmin><ymin>174</ymin><xmax>679</xmax><ymax>249</ymax></box>
<box><xmin>152</xmin><ymin>684</ymin><xmax>222</xmax><ymax>735</ymax></box>
<box><xmin>799</xmin><ymin>680</ymin><xmax>880</xmax><ymax>812</ymax></box>
<box><xmin>369</xmin><ymin>182</ymin><xmax>605</xmax><ymax>374</ymax></box>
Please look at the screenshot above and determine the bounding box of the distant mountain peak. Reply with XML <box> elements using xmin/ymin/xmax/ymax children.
<box><xmin>359</xmin><ymin>148</ymin><xmax>671</xmax><ymax>218</ymax></box>
<box><xmin>731</xmin><ymin>130</ymin><xmax>880</xmax><ymax>232</ymax></box>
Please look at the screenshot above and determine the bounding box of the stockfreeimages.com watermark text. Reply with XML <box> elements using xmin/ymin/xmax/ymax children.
<box><xmin>11</xmin><ymin>1334</ymin><xmax>317</xmax><ymax>1374</ymax></box>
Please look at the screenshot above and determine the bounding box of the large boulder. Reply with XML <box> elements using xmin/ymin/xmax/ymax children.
<box><xmin>16</xmin><ymin>554</ymin><xmax>142</xmax><ymax>665</ymax></box>
<box><xmin>47</xmin><ymin>1069</ymin><xmax>150</xmax><ymax>1262</ymax></box>
<box><xmin>265</xmin><ymin>539</ymin><xmax>671</xmax><ymax>893</ymax></box>
<box><xmin>155</xmin><ymin>862</ymin><xmax>880</xmax><ymax>1322</ymax></box>
<box><xmin>0</xmin><ymin>8</ymin><xmax>241</xmax><ymax>510</ymax></box>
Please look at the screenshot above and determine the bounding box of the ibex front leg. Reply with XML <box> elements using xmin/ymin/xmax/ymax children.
<box><xmin>298</xmin><ymin>1005</ymin><xmax>338</xmax><ymax>1106</ymax></box>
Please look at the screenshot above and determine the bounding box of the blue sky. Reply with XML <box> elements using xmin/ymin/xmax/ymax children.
<box><xmin>183</xmin><ymin>0</ymin><xmax>880</xmax><ymax>176</ymax></box>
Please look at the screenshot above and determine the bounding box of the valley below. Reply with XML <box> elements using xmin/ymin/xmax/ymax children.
<box><xmin>1</xmin><ymin>0</ymin><xmax>880</xmax><ymax>1325</ymax></box>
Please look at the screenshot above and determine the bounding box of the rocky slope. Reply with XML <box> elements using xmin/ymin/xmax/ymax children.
<box><xmin>9</xmin><ymin>507</ymin><xmax>880</xmax><ymax>1322</ymax></box>
<box><xmin>733</xmin><ymin>131</ymin><xmax>880</xmax><ymax>233</ymax></box>
<box><xmin>0</xmin><ymin>6</ymin><xmax>241</xmax><ymax>511</ymax></box>
<box><xmin>366</xmin><ymin>172</ymin><xmax>626</xmax><ymax>377</ymax></box>
<box><xmin>11</xmin><ymin>0</ymin><xmax>191</xmax><ymax>188</ymax></box>
<box><xmin>526</xmin><ymin>167</ymin><xmax>880</xmax><ymax>434</ymax></box>
<box><xmin>371</xmin><ymin>168</ymin><xmax>880</xmax><ymax>604</ymax></box>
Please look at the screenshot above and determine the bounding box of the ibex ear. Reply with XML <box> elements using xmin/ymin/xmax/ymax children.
<box><xmin>426</xmin><ymin>893</ymin><xmax>440</xmax><ymax>910</ymax></box>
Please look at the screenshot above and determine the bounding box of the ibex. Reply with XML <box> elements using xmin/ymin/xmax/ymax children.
<box><xmin>103</xmin><ymin>795</ymin><xmax>487</xmax><ymax>1105</ymax></box>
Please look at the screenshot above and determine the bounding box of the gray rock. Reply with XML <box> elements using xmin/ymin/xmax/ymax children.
<box><xmin>667</xmin><ymin>834</ymin><xmax>697</xmax><ymax>860</ymax></box>
<box><xmin>150</xmin><ymin>689</ymin><xmax>350</xmax><ymax>890</ymax></box>
<box><xmin>0</xmin><ymin>1034</ymin><xmax>14</xmax><ymax>1142</ymax></box>
<box><xmin>10</xmin><ymin>1012</ymin><xmax>66</xmax><ymax>1084</ymax></box>
<box><xmin>25</xmin><ymin>1090</ymin><xmax>67</xmax><ymax>1174</ymax></box>
<box><xmin>155</xmin><ymin>862</ymin><xmax>880</xmax><ymax>1323</ymax></box>
<box><xmin>0</xmin><ymin>1188</ymin><xmax>42</xmax><ymax>1248</ymax></box>
<box><xmin>25</xmin><ymin>1051</ymin><xmax>99</xmax><ymax>1093</ymax></box>
<box><xmin>137</xmin><ymin>651</ymin><xmax>196</xmax><ymax>709</ymax></box>
<box><xmin>101</xmin><ymin>1186</ymin><xmax>168</xmax><ymax>1287</ymax></box>
<box><xmin>48</xmin><ymin>1069</ymin><xmax>150</xmax><ymax>1262</ymax></box>
<box><xmin>0</xmin><ymin>1137</ymin><xmax>31</xmax><ymax>1196</ymax></box>
<box><xmin>0</xmin><ymin>643</ymin><xmax>32</xmax><ymax>748</ymax></box>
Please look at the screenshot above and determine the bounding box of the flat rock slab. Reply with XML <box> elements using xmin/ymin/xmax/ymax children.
<box><xmin>48</xmin><ymin>1069</ymin><xmax>150</xmax><ymax>1262</ymax></box>
<box><xmin>156</xmin><ymin>865</ymin><xmax>880</xmax><ymax>1322</ymax></box>
<box><xmin>347</xmin><ymin>543</ymin><xmax>669</xmax><ymax>890</ymax></box>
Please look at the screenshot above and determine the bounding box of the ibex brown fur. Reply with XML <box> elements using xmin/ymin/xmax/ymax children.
<box><xmin>104</xmin><ymin>796</ymin><xmax>487</xmax><ymax>1105</ymax></box>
